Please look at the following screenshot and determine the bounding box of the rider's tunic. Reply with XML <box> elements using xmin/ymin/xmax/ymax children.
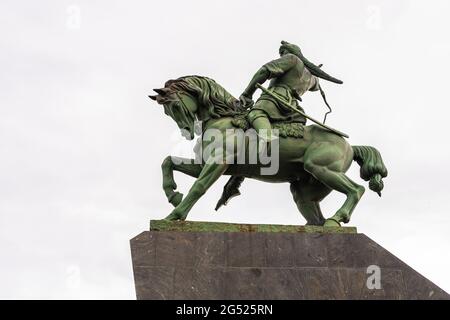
<box><xmin>252</xmin><ymin>53</ymin><xmax>319</xmax><ymax>124</ymax></box>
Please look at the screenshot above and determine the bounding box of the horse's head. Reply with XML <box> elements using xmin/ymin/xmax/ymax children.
<box><xmin>149</xmin><ymin>82</ymin><xmax>198</xmax><ymax>140</ymax></box>
<box><xmin>150</xmin><ymin>76</ymin><xmax>240</xmax><ymax>140</ymax></box>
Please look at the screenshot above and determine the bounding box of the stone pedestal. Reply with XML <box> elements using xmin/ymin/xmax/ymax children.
<box><xmin>130</xmin><ymin>220</ymin><xmax>449</xmax><ymax>300</ymax></box>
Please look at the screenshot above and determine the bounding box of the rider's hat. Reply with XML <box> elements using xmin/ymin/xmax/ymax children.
<box><xmin>280</xmin><ymin>40</ymin><xmax>343</xmax><ymax>84</ymax></box>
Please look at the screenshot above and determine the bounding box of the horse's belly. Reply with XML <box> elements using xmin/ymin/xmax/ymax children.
<box><xmin>225</xmin><ymin>161</ymin><xmax>309</xmax><ymax>183</ymax></box>
<box><xmin>221</xmin><ymin>135</ymin><xmax>308</xmax><ymax>182</ymax></box>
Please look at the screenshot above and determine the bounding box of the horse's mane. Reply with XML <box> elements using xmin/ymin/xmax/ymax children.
<box><xmin>164</xmin><ymin>75</ymin><xmax>245</xmax><ymax>118</ymax></box>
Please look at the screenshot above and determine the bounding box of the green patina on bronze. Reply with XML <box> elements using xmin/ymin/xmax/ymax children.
<box><xmin>150</xmin><ymin>220</ymin><xmax>357</xmax><ymax>234</ymax></box>
<box><xmin>149</xmin><ymin>40</ymin><xmax>388</xmax><ymax>227</ymax></box>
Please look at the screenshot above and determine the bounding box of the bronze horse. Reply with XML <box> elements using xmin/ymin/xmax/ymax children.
<box><xmin>150</xmin><ymin>76</ymin><xmax>387</xmax><ymax>226</ymax></box>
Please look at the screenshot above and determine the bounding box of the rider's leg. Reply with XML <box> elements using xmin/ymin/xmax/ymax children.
<box><xmin>247</xmin><ymin>109</ymin><xmax>278</xmax><ymax>142</ymax></box>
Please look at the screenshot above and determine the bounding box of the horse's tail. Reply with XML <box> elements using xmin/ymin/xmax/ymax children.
<box><xmin>352</xmin><ymin>146</ymin><xmax>388</xmax><ymax>197</ymax></box>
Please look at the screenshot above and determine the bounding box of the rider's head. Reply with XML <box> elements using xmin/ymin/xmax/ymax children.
<box><xmin>279</xmin><ymin>40</ymin><xmax>302</xmax><ymax>57</ymax></box>
<box><xmin>279</xmin><ymin>40</ymin><xmax>344</xmax><ymax>84</ymax></box>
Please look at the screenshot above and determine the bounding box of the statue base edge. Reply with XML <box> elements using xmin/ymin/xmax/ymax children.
<box><xmin>150</xmin><ymin>219</ymin><xmax>357</xmax><ymax>234</ymax></box>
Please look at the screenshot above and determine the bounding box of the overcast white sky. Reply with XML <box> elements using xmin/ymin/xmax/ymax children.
<box><xmin>1</xmin><ymin>0</ymin><xmax>450</xmax><ymax>299</ymax></box>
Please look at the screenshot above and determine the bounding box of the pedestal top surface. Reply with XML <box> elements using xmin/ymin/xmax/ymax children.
<box><xmin>150</xmin><ymin>219</ymin><xmax>357</xmax><ymax>234</ymax></box>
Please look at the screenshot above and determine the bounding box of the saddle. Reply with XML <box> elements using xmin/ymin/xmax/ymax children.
<box><xmin>231</xmin><ymin>114</ymin><xmax>305</xmax><ymax>139</ymax></box>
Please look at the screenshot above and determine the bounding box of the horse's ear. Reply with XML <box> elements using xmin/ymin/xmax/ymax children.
<box><xmin>148</xmin><ymin>95</ymin><xmax>158</xmax><ymax>101</ymax></box>
<box><xmin>154</xmin><ymin>88</ymin><xmax>170</xmax><ymax>95</ymax></box>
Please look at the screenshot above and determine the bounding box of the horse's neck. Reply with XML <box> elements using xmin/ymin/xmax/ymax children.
<box><xmin>201</xmin><ymin>116</ymin><xmax>235</xmax><ymax>132</ymax></box>
<box><xmin>196</xmin><ymin>104</ymin><xmax>211</xmax><ymax>122</ymax></box>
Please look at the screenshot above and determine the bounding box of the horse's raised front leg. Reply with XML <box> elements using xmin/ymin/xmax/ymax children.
<box><xmin>161</xmin><ymin>156</ymin><xmax>203</xmax><ymax>207</ymax></box>
<box><xmin>164</xmin><ymin>162</ymin><xmax>229</xmax><ymax>221</ymax></box>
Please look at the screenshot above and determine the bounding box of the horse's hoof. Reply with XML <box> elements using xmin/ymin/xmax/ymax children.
<box><xmin>323</xmin><ymin>218</ymin><xmax>341</xmax><ymax>227</ymax></box>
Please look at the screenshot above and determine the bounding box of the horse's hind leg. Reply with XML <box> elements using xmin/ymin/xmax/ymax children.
<box><xmin>290</xmin><ymin>180</ymin><xmax>330</xmax><ymax>226</ymax></box>
<box><xmin>304</xmin><ymin>144</ymin><xmax>365</xmax><ymax>226</ymax></box>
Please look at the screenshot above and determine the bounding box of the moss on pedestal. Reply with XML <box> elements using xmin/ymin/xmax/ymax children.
<box><xmin>150</xmin><ymin>220</ymin><xmax>357</xmax><ymax>234</ymax></box>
